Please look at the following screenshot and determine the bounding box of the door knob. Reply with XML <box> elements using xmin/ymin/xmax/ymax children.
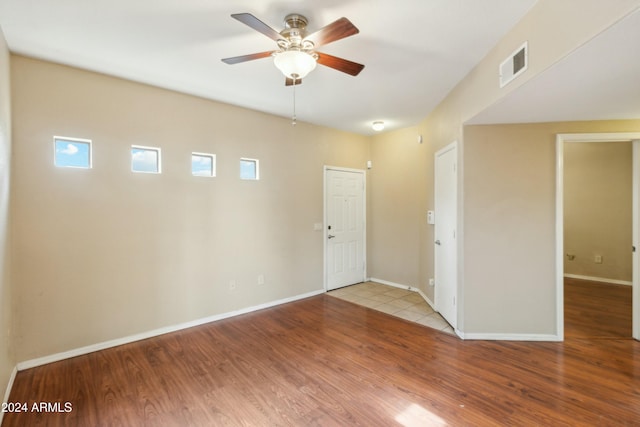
<box><xmin>328</xmin><ymin>234</ymin><xmax>336</xmax><ymax>239</ymax></box>
<box><xmin>435</xmin><ymin>240</ymin><xmax>441</xmax><ymax>245</ymax></box>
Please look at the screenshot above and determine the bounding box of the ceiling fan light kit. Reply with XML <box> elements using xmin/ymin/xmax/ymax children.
<box><xmin>273</xmin><ymin>50</ymin><xmax>317</xmax><ymax>80</ymax></box>
<box><xmin>222</xmin><ymin>12</ymin><xmax>364</xmax><ymax>84</ymax></box>
<box><xmin>222</xmin><ymin>12</ymin><xmax>365</xmax><ymax>126</ymax></box>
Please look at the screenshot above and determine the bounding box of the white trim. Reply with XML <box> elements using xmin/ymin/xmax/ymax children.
<box><xmin>369</xmin><ymin>277</ymin><xmax>420</xmax><ymax>292</ymax></box>
<box><xmin>456</xmin><ymin>137</ymin><xmax>465</xmax><ymax>334</ymax></box>
<box><xmin>415</xmin><ymin>288</ymin><xmax>436</xmax><ymax>312</ymax></box>
<box><xmin>555</xmin><ymin>136</ymin><xmax>565</xmax><ymax>340</ymax></box>
<box><xmin>0</xmin><ymin>366</ymin><xmax>18</xmax><ymax>425</ymax></box>
<box><xmin>634</xmin><ymin>140</ymin><xmax>640</xmax><ymax>339</ymax></box>
<box><xmin>458</xmin><ymin>332</ymin><xmax>562</xmax><ymax>342</ymax></box>
<box><xmin>323</xmin><ymin>166</ymin><xmax>367</xmax><ymax>291</ymax></box>
<box><xmin>564</xmin><ymin>273</ymin><xmax>632</xmax><ymax>286</ymax></box>
<box><xmin>367</xmin><ymin>279</ymin><xmax>559</xmax><ymax>341</ymax></box>
<box><xmin>556</xmin><ymin>132</ymin><xmax>640</xmax><ymax>342</ymax></box>
<box><xmin>367</xmin><ymin>277</ymin><xmax>413</xmax><ymax>290</ymax></box>
<box><xmin>16</xmin><ymin>289</ymin><xmax>323</xmax><ymax>371</ymax></box>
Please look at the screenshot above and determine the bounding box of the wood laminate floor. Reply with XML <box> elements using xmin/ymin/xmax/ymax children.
<box><xmin>3</xmin><ymin>287</ymin><xmax>639</xmax><ymax>426</ymax></box>
<box><xmin>564</xmin><ymin>277</ymin><xmax>632</xmax><ymax>339</ymax></box>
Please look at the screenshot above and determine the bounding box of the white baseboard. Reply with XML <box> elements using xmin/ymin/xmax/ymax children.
<box><xmin>414</xmin><ymin>288</ymin><xmax>436</xmax><ymax>311</ymax></box>
<box><xmin>17</xmin><ymin>289</ymin><xmax>324</xmax><ymax>371</ymax></box>
<box><xmin>458</xmin><ymin>332</ymin><xmax>562</xmax><ymax>342</ymax></box>
<box><xmin>0</xmin><ymin>366</ymin><xmax>18</xmax><ymax>425</ymax></box>
<box><xmin>369</xmin><ymin>278</ymin><xmax>562</xmax><ymax>342</ymax></box>
<box><xmin>564</xmin><ymin>274</ymin><xmax>632</xmax><ymax>286</ymax></box>
<box><xmin>368</xmin><ymin>277</ymin><xmax>426</xmax><ymax>294</ymax></box>
<box><xmin>367</xmin><ymin>277</ymin><xmax>413</xmax><ymax>290</ymax></box>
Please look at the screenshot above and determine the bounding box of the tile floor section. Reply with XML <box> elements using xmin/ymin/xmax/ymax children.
<box><xmin>328</xmin><ymin>281</ymin><xmax>455</xmax><ymax>335</ymax></box>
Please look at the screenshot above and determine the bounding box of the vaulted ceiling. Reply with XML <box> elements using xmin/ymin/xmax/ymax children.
<box><xmin>469</xmin><ymin>7</ymin><xmax>640</xmax><ymax>125</ymax></box>
<box><xmin>0</xmin><ymin>0</ymin><xmax>538</xmax><ymax>135</ymax></box>
<box><xmin>2</xmin><ymin>1</ymin><xmax>639</xmax><ymax>134</ymax></box>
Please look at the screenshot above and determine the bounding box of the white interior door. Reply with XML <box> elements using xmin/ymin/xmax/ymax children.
<box><xmin>325</xmin><ymin>168</ymin><xmax>365</xmax><ymax>291</ymax></box>
<box><xmin>434</xmin><ymin>142</ymin><xmax>458</xmax><ymax>328</ymax></box>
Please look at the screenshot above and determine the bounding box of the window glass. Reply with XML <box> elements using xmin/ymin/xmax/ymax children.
<box><xmin>192</xmin><ymin>153</ymin><xmax>216</xmax><ymax>177</ymax></box>
<box><xmin>54</xmin><ymin>137</ymin><xmax>91</xmax><ymax>168</ymax></box>
<box><xmin>240</xmin><ymin>158</ymin><xmax>259</xmax><ymax>180</ymax></box>
<box><xmin>132</xmin><ymin>146</ymin><xmax>161</xmax><ymax>173</ymax></box>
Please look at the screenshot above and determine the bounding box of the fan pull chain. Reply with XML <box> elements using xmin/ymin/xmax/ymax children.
<box><xmin>292</xmin><ymin>78</ymin><xmax>297</xmax><ymax>126</ymax></box>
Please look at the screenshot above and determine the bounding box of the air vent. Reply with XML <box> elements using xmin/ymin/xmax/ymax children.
<box><xmin>499</xmin><ymin>42</ymin><xmax>528</xmax><ymax>88</ymax></box>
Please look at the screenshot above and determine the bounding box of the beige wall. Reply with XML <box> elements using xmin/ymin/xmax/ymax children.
<box><xmin>564</xmin><ymin>141</ymin><xmax>632</xmax><ymax>282</ymax></box>
<box><xmin>6</xmin><ymin>0</ymin><xmax>640</xmax><ymax>371</ymax></box>
<box><xmin>463</xmin><ymin>121</ymin><xmax>640</xmax><ymax>335</ymax></box>
<box><xmin>0</xmin><ymin>27</ymin><xmax>14</xmax><ymax>403</ymax></box>
<box><xmin>369</xmin><ymin>0</ymin><xmax>640</xmax><ymax>335</ymax></box>
<box><xmin>10</xmin><ymin>55</ymin><xmax>369</xmax><ymax>362</ymax></box>
<box><xmin>368</xmin><ymin>125</ymin><xmax>432</xmax><ymax>295</ymax></box>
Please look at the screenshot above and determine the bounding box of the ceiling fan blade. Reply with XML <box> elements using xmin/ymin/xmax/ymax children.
<box><xmin>285</xmin><ymin>78</ymin><xmax>303</xmax><ymax>86</ymax></box>
<box><xmin>305</xmin><ymin>17</ymin><xmax>359</xmax><ymax>47</ymax></box>
<box><xmin>221</xmin><ymin>51</ymin><xmax>274</xmax><ymax>65</ymax></box>
<box><xmin>231</xmin><ymin>13</ymin><xmax>283</xmax><ymax>42</ymax></box>
<box><xmin>316</xmin><ymin>52</ymin><xmax>365</xmax><ymax>76</ymax></box>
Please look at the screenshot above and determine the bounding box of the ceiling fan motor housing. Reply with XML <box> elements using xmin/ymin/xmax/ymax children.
<box><xmin>280</xmin><ymin>14</ymin><xmax>311</xmax><ymax>49</ymax></box>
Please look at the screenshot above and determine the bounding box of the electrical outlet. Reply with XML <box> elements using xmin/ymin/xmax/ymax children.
<box><xmin>594</xmin><ymin>255</ymin><xmax>603</xmax><ymax>264</ymax></box>
<box><xmin>257</xmin><ymin>274</ymin><xmax>265</xmax><ymax>286</ymax></box>
<box><xmin>429</xmin><ymin>278</ymin><xmax>435</xmax><ymax>286</ymax></box>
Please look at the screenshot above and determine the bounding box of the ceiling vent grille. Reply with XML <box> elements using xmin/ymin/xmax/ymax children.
<box><xmin>499</xmin><ymin>41</ymin><xmax>528</xmax><ymax>88</ymax></box>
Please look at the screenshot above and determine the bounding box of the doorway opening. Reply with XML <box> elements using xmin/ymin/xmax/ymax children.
<box><xmin>556</xmin><ymin>133</ymin><xmax>640</xmax><ymax>341</ymax></box>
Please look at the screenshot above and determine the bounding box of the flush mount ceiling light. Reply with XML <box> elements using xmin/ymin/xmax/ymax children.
<box><xmin>372</xmin><ymin>121</ymin><xmax>385</xmax><ymax>131</ymax></box>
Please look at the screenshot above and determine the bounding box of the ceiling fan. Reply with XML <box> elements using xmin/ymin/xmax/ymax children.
<box><xmin>221</xmin><ymin>13</ymin><xmax>365</xmax><ymax>85</ymax></box>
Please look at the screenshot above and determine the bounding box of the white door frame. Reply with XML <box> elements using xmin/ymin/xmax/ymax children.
<box><xmin>323</xmin><ymin>166</ymin><xmax>367</xmax><ymax>291</ymax></box>
<box><xmin>555</xmin><ymin>132</ymin><xmax>640</xmax><ymax>341</ymax></box>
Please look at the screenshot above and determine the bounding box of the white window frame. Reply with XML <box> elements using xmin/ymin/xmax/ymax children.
<box><xmin>191</xmin><ymin>152</ymin><xmax>216</xmax><ymax>177</ymax></box>
<box><xmin>240</xmin><ymin>157</ymin><xmax>260</xmax><ymax>180</ymax></box>
<box><xmin>131</xmin><ymin>145</ymin><xmax>162</xmax><ymax>174</ymax></box>
<box><xmin>53</xmin><ymin>136</ymin><xmax>92</xmax><ymax>169</ymax></box>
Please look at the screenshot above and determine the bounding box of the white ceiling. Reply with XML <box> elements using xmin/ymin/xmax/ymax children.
<box><xmin>469</xmin><ymin>7</ymin><xmax>640</xmax><ymax>125</ymax></box>
<box><xmin>0</xmin><ymin>0</ymin><xmax>537</xmax><ymax>135</ymax></box>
